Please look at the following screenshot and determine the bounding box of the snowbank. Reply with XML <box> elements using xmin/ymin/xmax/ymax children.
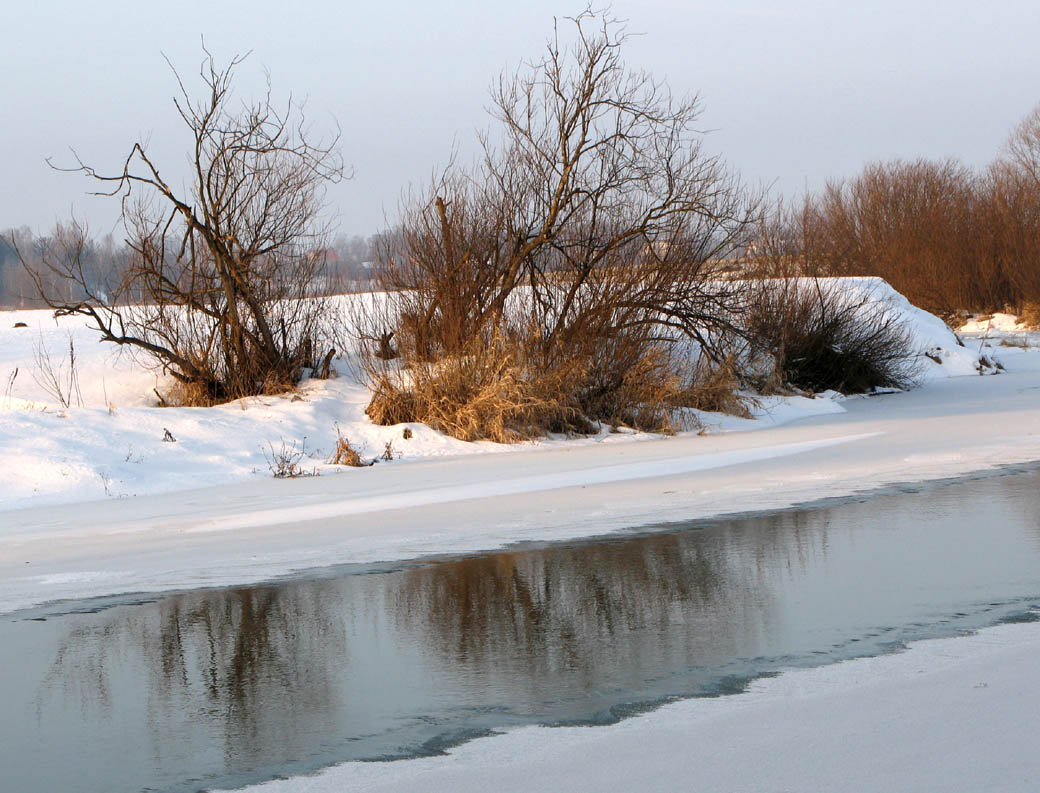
<box><xmin>830</xmin><ymin>276</ymin><xmax>994</xmax><ymax>379</ymax></box>
<box><xmin>960</xmin><ymin>312</ymin><xmax>1030</xmax><ymax>334</ymax></box>
<box><xmin>957</xmin><ymin>311</ymin><xmax>1040</xmax><ymax>374</ymax></box>
<box><xmin>0</xmin><ymin>279</ymin><xmax>993</xmax><ymax>511</ymax></box>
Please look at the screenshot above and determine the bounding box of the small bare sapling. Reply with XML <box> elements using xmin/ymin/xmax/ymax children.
<box><xmin>265</xmin><ymin>438</ymin><xmax>318</xmax><ymax>478</ymax></box>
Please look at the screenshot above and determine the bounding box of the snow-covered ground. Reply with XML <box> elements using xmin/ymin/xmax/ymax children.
<box><xmin>219</xmin><ymin>616</ymin><xmax>1040</xmax><ymax>793</ymax></box>
<box><xmin>3</xmin><ymin>279</ymin><xmax>1040</xmax><ymax>792</ymax></box>
<box><xmin>0</xmin><ymin>278</ymin><xmax>989</xmax><ymax>513</ymax></box>
<box><xmin>1</xmin><ymin>308</ymin><xmax>846</xmax><ymax>509</ymax></box>
<box><xmin>0</xmin><ymin>279</ymin><xmax>1026</xmax><ymax>613</ymax></box>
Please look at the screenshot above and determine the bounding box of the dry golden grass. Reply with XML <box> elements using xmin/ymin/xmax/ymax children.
<box><xmin>367</xmin><ymin>340</ymin><xmax>584</xmax><ymax>443</ymax></box>
<box><xmin>158</xmin><ymin>379</ymin><xmax>215</xmax><ymax>407</ymax></box>
<box><xmin>156</xmin><ymin>371</ymin><xmax>300</xmax><ymax>407</ymax></box>
<box><xmin>577</xmin><ymin>344</ymin><xmax>687</xmax><ymax>433</ymax></box>
<box><xmin>328</xmin><ymin>425</ymin><xmax>365</xmax><ymax>466</ymax></box>
<box><xmin>365</xmin><ymin>333</ymin><xmax>752</xmax><ymax>442</ymax></box>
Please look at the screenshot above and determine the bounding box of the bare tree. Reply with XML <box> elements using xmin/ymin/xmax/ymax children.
<box><xmin>17</xmin><ymin>49</ymin><xmax>344</xmax><ymax>403</ymax></box>
<box><xmin>364</xmin><ymin>9</ymin><xmax>758</xmax><ymax>437</ymax></box>
<box><xmin>381</xmin><ymin>9</ymin><xmax>755</xmax><ymax>357</ymax></box>
<box><xmin>1005</xmin><ymin>103</ymin><xmax>1040</xmax><ymax>191</ymax></box>
<box><xmin>482</xmin><ymin>8</ymin><xmax>755</xmax><ymax>361</ymax></box>
<box><xmin>989</xmin><ymin>104</ymin><xmax>1040</xmax><ymax>310</ymax></box>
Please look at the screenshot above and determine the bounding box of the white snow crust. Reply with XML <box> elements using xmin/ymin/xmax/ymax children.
<box><xmin>3</xmin><ymin>278</ymin><xmax>1040</xmax><ymax>792</ymax></box>
<box><xmin>219</xmin><ymin>617</ymin><xmax>1040</xmax><ymax>793</ymax></box>
<box><xmin>0</xmin><ymin>278</ymin><xmax>990</xmax><ymax>514</ymax></box>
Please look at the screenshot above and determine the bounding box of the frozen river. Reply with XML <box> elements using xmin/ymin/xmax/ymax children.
<box><xmin>3</xmin><ymin>465</ymin><xmax>1040</xmax><ymax>793</ymax></box>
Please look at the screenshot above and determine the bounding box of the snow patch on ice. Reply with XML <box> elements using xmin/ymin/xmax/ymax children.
<box><xmin>219</xmin><ymin>617</ymin><xmax>1040</xmax><ymax>793</ymax></box>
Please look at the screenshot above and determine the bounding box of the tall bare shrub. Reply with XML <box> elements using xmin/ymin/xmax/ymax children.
<box><xmin>12</xmin><ymin>51</ymin><xmax>343</xmax><ymax>403</ymax></box>
<box><xmin>360</xmin><ymin>9</ymin><xmax>758</xmax><ymax>439</ymax></box>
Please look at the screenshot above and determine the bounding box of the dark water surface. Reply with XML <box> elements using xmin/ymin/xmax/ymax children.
<box><xmin>4</xmin><ymin>467</ymin><xmax>1040</xmax><ymax>793</ymax></box>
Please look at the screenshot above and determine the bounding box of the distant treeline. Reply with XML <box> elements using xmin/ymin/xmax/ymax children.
<box><xmin>750</xmin><ymin>107</ymin><xmax>1040</xmax><ymax>320</ymax></box>
<box><xmin>0</xmin><ymin>229</ymin><xmax>380</xmax><ymax>308</ymax></box>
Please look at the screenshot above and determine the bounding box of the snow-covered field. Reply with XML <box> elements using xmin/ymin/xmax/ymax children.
<box><xmin>0</xmin><ymin>278</ymin><xmax>995</xmax><ymax>515</ymax></box>
<box><xmin>3</xmin><ymin>279</ymin><xmax>1040</xmax><ymax>792</ymax></box>
<box><xmin>3</xmin><ymin>281</ymin><xmax>1028</xmax><ymax>613</ymax></box>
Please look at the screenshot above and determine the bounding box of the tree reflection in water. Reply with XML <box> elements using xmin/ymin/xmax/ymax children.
<box><xmin>24</xmin><ymin>469</ymin><xmax>1040</xmax><ymax>793</ymax></box>
<box><xmin>33</xmin><ymin>582</ymin><xmax>350</xmax><ymax>773</ymax></box>
<box><xmin>31</xmin><ymin>512</ymin><xmax>825</xmax><ymax>772</ymax></box>
<box><xmin>390</xmin><ymin>517</ymin><xmax>820</xmax><ymax>701</ymax></box>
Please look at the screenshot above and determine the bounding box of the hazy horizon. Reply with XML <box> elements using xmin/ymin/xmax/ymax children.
<box><xmin>4</xmin><ymin>0</ymin><xmax>1039</xmax><ymax>238</ymax></box>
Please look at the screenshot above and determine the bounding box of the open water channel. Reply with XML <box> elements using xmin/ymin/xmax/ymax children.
<box><xmin>3</xmin><ymin>466</ymin><xmax>1040</xmax><ymax>792</ymax></box>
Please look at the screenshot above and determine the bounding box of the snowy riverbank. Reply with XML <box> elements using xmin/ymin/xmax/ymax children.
<box><xmin>0</xmin><ymin>279</ymin><xmax>991</xmax><ymax>512</ymax></box>
<box><xmin>2</xmin><ymin>281</ymin><xmax>1040</xmax><ymax>613</ymax></box>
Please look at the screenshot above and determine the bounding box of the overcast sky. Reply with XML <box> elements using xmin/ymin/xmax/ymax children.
<box><xmin>4</xmin><ymin>0</ymin><xmax>1039</xmax><ymax>238</ymax></box>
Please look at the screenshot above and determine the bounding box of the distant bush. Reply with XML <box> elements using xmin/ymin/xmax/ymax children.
<box><xmin>745</xmin><ymin>279</ymin><xmax>921</xmax><ymax>394</ymax></box>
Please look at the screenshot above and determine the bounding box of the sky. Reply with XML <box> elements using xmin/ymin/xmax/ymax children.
<box><xmin>3</xmin><ymin>0</ymin><xmax>1040</xmax><ymax>238</ymax></box>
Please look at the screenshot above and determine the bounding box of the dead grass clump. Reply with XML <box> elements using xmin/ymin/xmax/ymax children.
<box><xmin>363</xmin><ymin>327</ymin><xmax>729</xmax><ymax>442</ymax></box>
<box><xmin>156</xmin><ymin>370</ymin><xmax>300</xmax><ymax>407</ymax></box>
<box><xmin>571</xmin><ymin>339</ymin><xmax>753</xmax><ymax>433</ymax></box>
<box><xmin>264</xmin><ymin>438</ymin><xmax>317</xmax><ymax>478</ymax></box>
<box><xmin>678</xmin><ymin>356</ymin><xmax>754</xmax><ymax>418</ymax></box>
<box><xmin>329</xmin><ymin>426</ymin><xmax>365</xmax><ymax>467</ymax></box>
<box><xmin>367</xmin><ymin>345</ymin><xmax>756</xmax><ymax>441</ymax></box>
<box><xmin>572</xmin><ymin>342</ymin><xmax>681</xmax><ymax>433</ymax></box>
<box><xmin>158</xmin><ymin>379</ymin><xmax>216</xmax><ymax>407</ymax></box>
<box><xmin>260</xmin><ymin>370</ymin><xmax>302</xmax><ymax>398</ymax></box>
<box><xmin>366</xmin><ymin>338</ymin><xmax>585</xmax><ymax>443</ymax></box>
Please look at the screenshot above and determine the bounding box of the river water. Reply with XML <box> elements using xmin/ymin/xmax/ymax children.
<box><xmin>3</xmin><ymin>466</ymin><xmax>1040</xmax><ymax>793</ymax></box>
